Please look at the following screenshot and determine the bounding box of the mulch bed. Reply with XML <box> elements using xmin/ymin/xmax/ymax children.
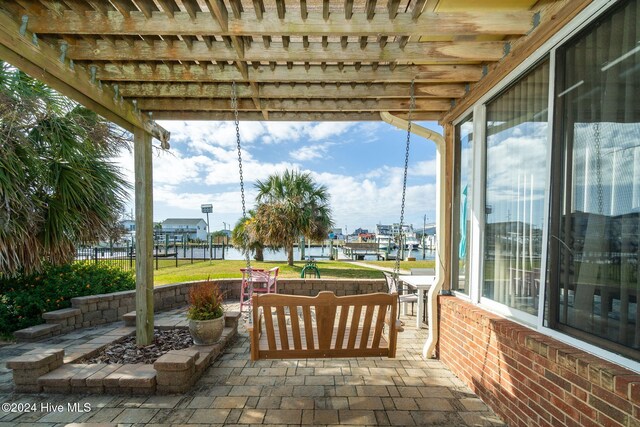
<box><xmin>81</xmin><ymin>328</ymin><xmax>193</xmax><ymax>364</ymax></box>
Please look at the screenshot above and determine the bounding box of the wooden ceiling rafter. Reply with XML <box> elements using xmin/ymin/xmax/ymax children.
<box><xmin>115</xmin><ymin>82</ymin><xmax>467</xmax><ymax>98</ymax></box>
<box><xmin>65</xmin><ymin>39</ymin><xmax>507</xmax><ymax>62</ymax></box>
<box><xmin>91</xmin><ymin>62</ymin><xmax>484</xmax><ymax>83</ymax></box>
<box><xmin>150</xmin><ymin>111</ymin><xmax>443</xmax><ymax>121</ymax></box>
<box><xmin>0</xmin><ymin>0</ymin><xmax>567</xmax><ymax>122</ymax></box>
<box><xmin>26</xmin><ymin>10</ymin><xmax>536</xmax><ymax>37</ymax></box>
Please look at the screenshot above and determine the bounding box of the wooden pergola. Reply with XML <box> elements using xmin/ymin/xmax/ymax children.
<box><xmin>0</xmin><ymin>0</ymin><xmax>591</xmax><ymax>346</ymax></box>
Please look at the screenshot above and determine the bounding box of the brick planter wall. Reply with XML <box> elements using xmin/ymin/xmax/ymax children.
<box><xmin>438</xmin><ymin>296</ymin><xmax>640</xmax><ymax>427</ymax></box>
<box><xmin>16</xmin><ymin>278</ymin><xmax>385</xmax><ymax>342</ymax></box>
<box><xmin>70</xmin><ymin>278</ymin><xmax>384</xmax><ymax>328</ymax></box>
<box><xmin>7</xmin><ymin>313</ymin><xmax>241</xmax><ymax>394</ymax></box>
<box><xmin>277</xmin><ymin>278</ymin><xmax>385</xmax><ymax>296</ymax></box>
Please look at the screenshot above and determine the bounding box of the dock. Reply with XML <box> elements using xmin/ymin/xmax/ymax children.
<box><xmin>341</xmin><ymin>242</ymin><xmax>380</xmax><ymax>260</ymax></box>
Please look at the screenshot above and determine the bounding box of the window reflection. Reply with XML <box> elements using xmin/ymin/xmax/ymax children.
<box><xmin>452</xmin><ymin>117</ymin><xmax>473</xmax><ymax>295</ymax></box>
<box><xmin>483</xmin><ymin>61</ymin><xmax>549</xmax><ymax>315</ymax></box>
<box><xmin>553</xmin><ymin>0</ymin><xmax>640</xmax><ymax>354</ymax></box>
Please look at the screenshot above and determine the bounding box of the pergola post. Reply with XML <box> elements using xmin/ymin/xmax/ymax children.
<box><xmin>134</xmin><ymin>127</ymin><xmax>154</xmax><ymax>345</ymax></box>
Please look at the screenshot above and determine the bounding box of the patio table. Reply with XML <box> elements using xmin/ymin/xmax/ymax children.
<box><xmin>397</xmin><ymin>275</ymin><xmax>436</xmax><ymax>330</ymax></box>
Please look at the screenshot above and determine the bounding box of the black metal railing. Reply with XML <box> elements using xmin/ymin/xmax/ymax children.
<box><xmin>75</xmin><ymin>241</ymin><xmax>227</xmax><ymax>272</ymax></box>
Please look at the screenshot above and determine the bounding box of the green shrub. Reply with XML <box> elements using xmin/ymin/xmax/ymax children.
<box><xmin>0</xmin><ymin>263</ymin><xmax>135</xmax><ymax>337</ymax></box>
<box><xmin>186</xmin><ymin>279</ymin><xmax>224</xmax><ymax>321</ymax></box>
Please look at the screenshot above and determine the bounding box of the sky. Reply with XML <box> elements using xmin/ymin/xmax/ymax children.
<box><xmin>116</xmin><ymin>120</ymin><xmax>442</xmax><ymax>234</ymax></box>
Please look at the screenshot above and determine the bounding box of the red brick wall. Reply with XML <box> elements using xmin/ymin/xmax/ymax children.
<box><xmin>438</xmin><ymin>296</ymin><xmax>640</xmax><ymax>427</ymax></box>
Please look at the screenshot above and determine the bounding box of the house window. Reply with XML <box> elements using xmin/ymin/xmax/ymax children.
<box><xmin>482</xmin><ymin>60</ymin><xmax>550</xmax><ymax>316</ymax></box>
<box><xmin>452</xmin><ymin>116</ymin><xmax>473</xmax><ymax>295</ymax></box>
<box><xmin>549</xmin><ymin>0</ymin><xmax>640</xmax><ymax>358</ymax></box>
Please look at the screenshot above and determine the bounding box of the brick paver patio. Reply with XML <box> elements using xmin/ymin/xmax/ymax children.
<box><xmin>0</xmin><ymin>301</ymin><xmax>506</xmax><ymax>426</ymax></box>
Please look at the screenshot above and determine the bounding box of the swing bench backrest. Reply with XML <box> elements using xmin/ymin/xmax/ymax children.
<box><xmin>247</xmin><ymin>291</ymin><xmax>402</xmax><ymax>360</ymax></box>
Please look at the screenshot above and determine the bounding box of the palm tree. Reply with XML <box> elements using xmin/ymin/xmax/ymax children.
<box><xmin>253</xmin><ymin>170</ymin><xmax>333</xmax><ymax>266</ymax></box>
<box><xmin>0</xmin><ymin>63</ymin><xmax>130</xmax><ymax>276</ymax></box>
<box><xmin>230</xmin><ymin>210</ymin><xmax>265</xmax><ymax>262</ymax></box>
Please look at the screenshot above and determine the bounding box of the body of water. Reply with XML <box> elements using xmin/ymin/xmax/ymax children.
<box><xmin>82</xmin><ymin>244</ymin><xmax>436</xmax><ymax>262</ymax></box>
<box><xmin>222</xmin><ymin>246</ymin><xmax>436</xmax><ymax>262</ymax></box>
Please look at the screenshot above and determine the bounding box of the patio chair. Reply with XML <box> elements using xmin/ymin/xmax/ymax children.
<box><xmin>383</xmin><ymin>271</ymin><xmax>419</xmax><ymax>317</ymax></box>
<box><xmin>240</xmin><ymin>268</ymin><xmax>266</xmax><ymax>312</ymax></box>
<box><xmin>240</xmin><ymin>267</ymin><xmax>280</xmax><ymax>312</ymax></box>
<box><xmin>266</xmin><ymin>266</ymin><xmax>279</xmax><ymax>293</ymax></box>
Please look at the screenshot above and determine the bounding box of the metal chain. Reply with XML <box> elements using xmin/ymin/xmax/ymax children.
<box><xmin>392</xmin><ymin>80</ymin><xmax>415</xmax><ymax>287</ymax></box>
<box><xmin>594</xmin><ymin>122</ymin><xmax>603</xmax><ymax>215</ymax></box>
<box><xmin>232</xmin><ymin>81</ymin><xmax>253</xmax><ymax>321</ymax></box>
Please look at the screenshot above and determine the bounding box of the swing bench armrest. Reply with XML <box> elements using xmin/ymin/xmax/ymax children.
<box><xmin>248</xmin><ymin>305</ymin><xmax>263</xmax><ymax>361</ymax></box>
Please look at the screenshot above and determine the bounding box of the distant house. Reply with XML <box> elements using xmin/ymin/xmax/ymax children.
<box><xmin>358</xmin><ymin>233</ymin><xmax>375</xmax><ymax>242</ymax></box>
<box><xmin>121</xmin><ymin>220</ymin><xmax>136</xmax><ymax>232</ymax></box>
<box><xmin>160</xmin><ymin>218</ymin><xmax>208</xmax><ymax>241</ymax></box>
<box><xmin>119</xmin><ymin>219</ymin><xmax>136</xmax><ymax>242</ymax></box>
<box><xmin>329</xmin><ymin>228</ymin><xmax>343</xmax><ymax>240</ymax></box>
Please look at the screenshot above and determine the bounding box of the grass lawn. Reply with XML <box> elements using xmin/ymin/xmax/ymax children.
<box><xmin>153</xmin><ymin>259</ymin><xmax>384</xmax><ymax>286</ymax></box>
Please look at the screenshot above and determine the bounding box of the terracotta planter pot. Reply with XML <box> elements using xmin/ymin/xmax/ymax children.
<box><xmin>188</xmin><ymin>316</ymin><xmax>224</xmax><ymax>345</ymax></box>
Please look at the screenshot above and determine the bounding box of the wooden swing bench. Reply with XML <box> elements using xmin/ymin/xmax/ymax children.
<box><xmin>247</xmin><ymin>291</ymin><xmax>402</xmax><ymax>360</ymax></box>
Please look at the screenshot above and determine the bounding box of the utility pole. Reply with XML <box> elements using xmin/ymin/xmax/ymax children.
<box><xmin>422</xmin><ymin>214</ymin><xmax>427</xmax><ymax>258</ymax></box>
<box><xmin>201</xmin><ymin>204</ymin><xmax>213</xmax><ymax>262</ymax></box>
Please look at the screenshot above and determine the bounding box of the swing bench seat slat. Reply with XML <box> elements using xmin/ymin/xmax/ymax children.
<box><xmin>247</xmin><ymin>291</ymin><xmax>402</xmax><ymax>360</ymax></box>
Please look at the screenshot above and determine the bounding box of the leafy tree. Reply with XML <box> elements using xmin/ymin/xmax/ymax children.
<box><xmin>231</xmin><ymin>210</ymin><xmax>265</xmax><ymax>262</ymax></box>
<box><xmin>0</xmin><ymin>63</ymin><xmax>130</xmax><ymax>276</ymax></box>
<box><xmin>251</xmin><ymin>170</ymin><xmax>333</xmax><ymax>266</ymax></box>
<box><xmin>104</xmin><ymin>216</ymin><xmax>127</xmax><ymax>249</ymax></box>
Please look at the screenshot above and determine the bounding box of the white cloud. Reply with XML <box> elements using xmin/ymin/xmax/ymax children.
<box><xmin>310</xmin><ymin>171</ymin><xmax>437</xmax><ymax>231</ymax></box>
<box><xmin>290</xmin><ymin>143</ymin><xmax>333</xmax><ymax>161</ymax></box>
<box><xmin>204</xmin><ymin>159</ymin><xmax>299</xmax><ymax>186</ymax></box>
<box><xmin>154</xmin><ymin>184</ymin><xmax>255</xmax><ymax>214</ymax></box>
<box><xmin>262</xmin><ymin>122</ymin><xmax>308</xmax><ymax>144</ymax></box>
<box><xmin>152</xmin><ymin>151</ymin><xmax>213</xmax><ymax>184</ymax></box>
<box><xmin>307</xmin><ymin>122</ymin><xmax>354</xmax><ymax>141</ymax></box>
<box><xmin>159</xmin><ymin>120</ymin><xmax>266</xmax><ymax>151</ymax></box>
<box><xmin>364</xmin><ymin>165</ymin><xmax>404</xmax><ymax>180</ymax></box>
<box><xmin>356</xmin><ymin>122</ymin><xmax>385</xmax><ymax>143</ymax></box>
<box><xmin>410</xmin><ymin>159</ymin><xmax>438</xmax><ymax>177</ymax></box>
<box><xmin>160</xmin><ymin>120</ymin><xmax>358</xmax><ymax>148</ymax></box>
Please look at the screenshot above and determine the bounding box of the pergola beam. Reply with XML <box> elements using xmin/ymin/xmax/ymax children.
<box><xmin>94</xmin><ymin>63</ymin><xmax>483</xmax><ymax>83</ymax></box>
<box><xmin>0</xmin><ymin>10</ymin><xmax>169</xmax><ymax>143</ymax></box>
<box><xmin>66</xmin><ymin>40</ymin><xmax>505</xmax><ymax>63</ymax></box>
<box><xmin>150</xmin><ymin>111</ymin><xmax>442</xmax><ymax>121</ymax></box>
<box><xmin>136</xmin><ymin>97</ymin><xmax>451</xmax><ymax>112</ymax></box>
<box><xmin>25</xmin><ymin>10</ymin><xmax>534</xmax><ymax>37</ymax></box>
<box><xmin>116</xmin><ymin>82</ymin><xmax>467</xmax><ymax>98</ymax></box>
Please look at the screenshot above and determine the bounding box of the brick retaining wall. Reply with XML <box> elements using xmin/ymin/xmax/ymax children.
<box><xmin>16</xmin><ymin>278</ymin><xmax>385</xmax><ymax>342</ymax></box>
<box><xmin>438</xmin><ymin>296</ymin><xmax>640</xmax><ymax>427</ymax></box>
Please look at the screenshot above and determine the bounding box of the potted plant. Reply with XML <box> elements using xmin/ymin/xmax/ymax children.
<box><xmin>187</xmin><ymin>279</ymin><xmax>225</xmax><ymax>345</ymax></box>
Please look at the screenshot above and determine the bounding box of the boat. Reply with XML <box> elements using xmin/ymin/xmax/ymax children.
<box><xmin>391</xmin><ymin>224</ymin><xmax>418</xmax><ymax>250</ymax></box>
<box><xmin>404</xmin><ymin>235</ymin><xmax>419</xmax><ymax>250</ymax></box>
<box><xmin>375</xmin><ymin>224</ymin><xmax>396</xmax><ymax>250</ymax></box>
<box><xmin>376</xmin><ymin>235</ymin><xmax>395</xmax><ymax>250</ymax></box>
